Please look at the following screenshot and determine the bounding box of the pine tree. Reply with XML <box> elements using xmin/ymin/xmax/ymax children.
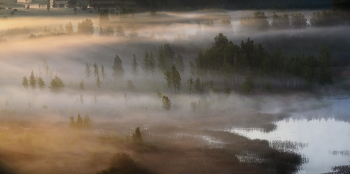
<box><xmin>194</xmin><ymin>78</ymin><xmax>202</xmax><ymax>94</ymax></box>
<box><xmin>65</xmin><ymin>22</ymin><xmax>74</xmax><ymax>34</ymax></box>
<box><xmin>164</xmin><ymin>70</ymin><xmax>172</xmax><ymax>90</ymax></box>
<box><xmin>94</xmin><ymin>95</ymin><xmax>97</xmax><ymax>104</ymax></box>
<box><xmin>187</xmin><ymin>77</ymin><xmax>194</xmax><ymax>95</ymax></box>
<box><xmin>94</xmin><ymin>63</ymin><xmax>99</xmax><ymax>76</ymax></box>
<box><xmin>79</xmin><ymin>79</ymin><xmax>84</xmax><ymax>90</ymax></box>
<box><xmin>83</xmin><ymin>114</ymin><xmax>92</xmax><ymax>129</ymax></box>
<box><xmin>96</xmin><ymin>76</ymin><xmax>102</xmax><ymax>88</ymax></box>
<box><xmin>77</xmin><ymin>113</ymin><xmax>83</xmax><ymax>128</ymax></box>
<box><xmin>162</xmin><ymin>95</ymin><xmax>171</xmax><ymax>111</ymax></box>
<box><xmin>171</xmin><ymin>65</ymin><xmax>181</xmax><ymax>93</ymax></box>
<box><xmin>101</xmin><ymin>65</ymin><xmax>106</xmax><ymax>79</ymax></box>
<box><xmin>112</xmin><ymin>54</ymin><xmax>124</xmax><ymax>80</ymax></box>
<box><xmin>131</xmin><ymin>54</ymin><xmax>139</xmax><ymax>77</ymax></box>
<box><xmin>149</xmin><ymin>52</ymin><xmax>156</xmax><ymax>74</ymax></box>
<box><xmin>47</xmin><ymin>0</ymin><xmax>50</xmax><ymax>12</ymax></box>
<box><xmin>38</xmin><ymin>77</ymin><xmax>45</xmax><ymax>90</ymax></box>
<box><xmin>142</xmin><ymin>51</ymin><xmax>150</xmax><ymax>75</ymax></box>
<box><xmin>49</xmin><ymin>75</ymin><xmax>65</xmax><ymax>92</ymax></box>
<box><xmin>85</xmin><ymin>63</ymin><xmax>91</xmax><ymax>78</ymax></box>
<box><xmin>29</xmin><ymin>71</ymin><xmax>36</xmax><ymax>89</ymax></box>
<box><xmin>22</xmin><ymin>76</ymin><xmax>28</xmax><ymax>88</ymax></box>
<box><xmin>157</xmin><ymin>52</ymin><xmax>167</xmax><ymax>72</ymax></box>
<box><xmin>132</xmin><ymin>127</ymin><xmax>143</xmax><ymax>144</ymax></box>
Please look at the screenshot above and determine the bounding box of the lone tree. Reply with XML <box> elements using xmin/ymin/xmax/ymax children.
<box><xmin>77</xmin><ymin>19</ymin><xmax>94</xmax><ymax>35</ymax></box>
<box><xmin>47</xmin><ymin>0</ymin><xmax>50</xmax><ymax>12</ymax></box>
<box><xmin>132</xmin><ymin>127</ymin><xmax>143</xmax><ymax>144</ymax></box>
<box><xmin>131</xmin><ymin>54</ymin><xmax>139</xmax><ymax>77</ymax></box>
<box><xmin>101</xmin><ymin>65</ymin><xmax>106</xmax><ymax>79</ymax></box>
<box><xmin>187</xmin><ymin>77</ymin><xmax>194</xmax><ymax>95</ymax></box>
<box><xmin>162</xmin><ymin>95</ymin><xmax>171</xmax><ymax>111</ymax></box>
<box><xmin>38</xmin><ymin>77</ymin><xmax>45</xmax><ymax>90</ymax></box>
<box><xmin>22</xmin><ymin>76</ymin><xmax>28</xmax><ymax>88</ymax></box>
<box><xmin>85</xmin><ymin>63</ymin><xmax>91</xmax><ymax>78</ymax></box>
<box><xmin>96</xmin><ymin>76</ymin><xmax>102</xmax><ymax>88</ymax></box>
<box><xmin>79</xmin><ymin>79</ymin><xmax>84</xmax><ymax>90</ymax></box>
<box><xmin>112</xmin><ymin>54</ymin><xmax>124</xmax><ymax>80</ymax></box>
<box><xmin>94</xmin><ymin>63</ymin><xmax>99</xmax><ymax>76</ymax></box>
<box><xmin>49</xmin><ymin>75</ymin><xmax>65</xmax><ymax>92</ymax></box>
<box><xmin>29</xmin><ymin>71</ymin><xmax>36</xmax><ymax>89</ymax></box>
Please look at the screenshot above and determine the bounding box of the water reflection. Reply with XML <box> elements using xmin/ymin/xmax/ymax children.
<box><xmin>228</xmin><ymin>116</ymin><xmax>350</xmax><ymax>174</ymax></box>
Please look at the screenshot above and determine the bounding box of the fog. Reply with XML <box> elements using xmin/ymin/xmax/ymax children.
<box><xmin>0</xmin><ymin>8</ymin><xmax>350</xmax><ymax>174</ymax></box>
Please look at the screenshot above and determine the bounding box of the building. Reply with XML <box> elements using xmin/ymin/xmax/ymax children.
<box><xmin>55</xmin><ymin>0</ymin><xmax>68</xmax><ymax>7</ymax></box>
<box><xmin>16</xmin><ymin>0</ymin><xmax>32</xmax><ymax>3</ymax></box>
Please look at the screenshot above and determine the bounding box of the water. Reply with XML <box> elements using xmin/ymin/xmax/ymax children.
<box><xmin>229</xmin><ymin>98</ymin><xmax>350</xmax><ymax>174</ymax></box>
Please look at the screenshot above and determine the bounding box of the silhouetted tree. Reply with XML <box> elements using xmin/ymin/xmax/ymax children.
<box><xmin>101</xmin><ymin>65</ymin><xmax>106</xmax><ymax>79</ymax></box>
<box><xmin>85</xmin><ymin>63</ymin><xmax>91</xmax><ymax>78</ymax></box>
<box><xmin>188</xmin><ymin>77</ymin><xmax>194</xmax><ymax>95</ymax></box>
<box><xmin>47</xmin><ymin>0</ymin><xmax>50</xmax><ymax>12</ymax></box>
<box><xmin>142</xmin><ymin>51</ymin><xmax>150</xmax><ymax>75</ymax></box>
<box><xmin>65</xmin><ymin>22</ymin><xmax>74</xmax><ymax>34</ymax></box>
<box><xmin>149</xmin><ymin>52</ymin><xmax>156</xmax><ymax>74</ymax></box>
<box><xmin>131</xmin><ymin>54</ymin><xmax>139</xmax><ymax>77</ymax></box>
<box><xmin>49</xmin><ymin>75</ymin><xmax>65</xmax><ymax>92</ymax></box>
<box><xmin>132</xmin><ymin>127</ymin><xmax>143</xmax><ymax>144</ymax></box>
<box><xmin>112</xmin><ymin>54</ymin><xmax>124</xmax><ymax>80</ymax></box>
<box><xmin>29</xmin><ymin>71</ymin><xmax>36</xmax><ymax>89</ymax></box>
<box><xmin>22</xmin><ymin>76</ymin><xmax>28</xmax><ymax>88</ymax></box>
<box><xmin>291</xmin><ymin>13</ymin><xmax>307</xmax><ymax>29</ymax></box>
<box><xmin>79</xmin><ymin>79</ymin><xmax>84</xmax><ymax>90</ymax></box>
<box><xmin>77</xmin><ymin>19</ymin><xmax>94</xmax><ymax>35</ymax></box>
<box><xmin>171</xmin><ymin>65</ymin><xmax>181</xmax><ymax>93</ymax></box>
<box><xmin>162</xmin><ymin>95</ymin><xmax>171</xmax><ymax>111</ymax></box>
<box><xmin>38</xmin><ymin>77</ymin><xmax>45</xmax><ymax>90</ymax></box>
<box><xmin>94</xmin><ymin>63</ymin><xmax>99</xmax><ymax>76</ymax></box>
<box><xmin>96</xmin><ymin>76</ymin><xmax>102</xmax><ymax>88</ymax></box>
<box><xmin>83</xmin><ymin>114</ymin><xmax>92</xmax><ymax>129</ymax></box>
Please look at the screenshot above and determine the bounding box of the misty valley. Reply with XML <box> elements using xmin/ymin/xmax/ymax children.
<box><xmin>1</xmin><ymin>0</ymin><xmax>350</xmax><ymax>174</ymax></box>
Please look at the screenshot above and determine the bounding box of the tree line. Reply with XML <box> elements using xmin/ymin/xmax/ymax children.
<box><xmin>190</xmin><ymin>33</ymin><xmax>333</xmax><ymax>92</ymax></box>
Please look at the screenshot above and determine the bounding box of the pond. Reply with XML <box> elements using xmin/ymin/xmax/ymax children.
<box><xmin>228</xmin><ymin>98</ymin><xmax>350</xmax><ymax>174</ymax></box>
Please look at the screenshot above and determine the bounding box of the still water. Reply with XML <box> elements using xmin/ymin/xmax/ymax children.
<box><xmin>229</xmin><ymin>98</ymin><xmax>350</xmax><ymax>174</ymax></box>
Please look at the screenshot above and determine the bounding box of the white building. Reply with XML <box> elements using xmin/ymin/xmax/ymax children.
<box><xmin>16</xmin><ymin>0</ymin><xmax>32</xmax><ymax>3</ymax></box>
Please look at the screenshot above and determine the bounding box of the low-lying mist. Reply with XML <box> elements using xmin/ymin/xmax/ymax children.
<box><xmin>0</xmin><ymin>7</ymin><xmax>349</xmax><ymax>174</ymax></box>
